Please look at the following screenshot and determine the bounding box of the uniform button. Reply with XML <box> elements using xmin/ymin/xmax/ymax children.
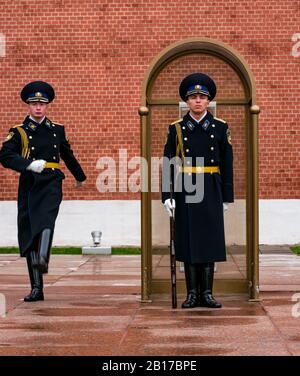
<box><xmin>188</xmin><ymin>173</ymin><xmax>192</xmax><ymax>176</ymax></box>
<box><xmin>31</xmin><ymin>146</ymin><xmax>35</xmax><ymax>150</ymax></box>
<box><xmin>211</xmin><ymin>147</ymin><xmax>214</xmax><ymax>151</ymax></box>
<box><xmin>52</xmin><ymin>168</ymin><xmax>55</xmax><ymax>171</ymax></box>
<box><xmin>54</xmin><ymin>133</ymin><xmax>56</xmax><ymax>137</ymax></box>
<box><xmin>33</xmin><ymin>158</ymin><xmax>36</xmax><ymax>161</ymax></box>
<box><xmin>184</xmin><ymin>137</ymin><xmax>187</xmax><ymax>141</ymax></box>
<box><xmin>182</xmin><ymin>126</ymin><xmax>185</xmax><ymax>130</ymax></box>
<box><xmin>211</xmin><ymin>159</ymin><xmax>214</xmax><ymax>163</ymax></box>
<box><xmin>54</xmin><ymin>145</ymin><xmax>57</xmax><ymax>148</ymax></box>
<box><xmin>186</xmin><ymin>149</ymin><xmax>189</xmax><ymax>153</ymax></box>
<box><xmin>53</xmin><ymin>156</ymin><xmax>56</xmax><ymax>160</ymax></box>
<box><xmin>29</xmin><ymin>136</ymin><xmax>32</xmax><ymax>139</ymax></box>
<box><xmin>211</xmin><ymin>135</ymin><xmax>214</xmax><ymax>139</ymax></box>
<box><xmin>212</xmin><ymin>124</ymin><xmax>215</xmax><ymax>128</ymax></box>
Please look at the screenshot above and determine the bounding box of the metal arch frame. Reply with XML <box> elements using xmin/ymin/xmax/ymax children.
<box><xmin>139</xmin><ymin>37</ymin><xmax>260</xmax><ymax>302</ymax></box>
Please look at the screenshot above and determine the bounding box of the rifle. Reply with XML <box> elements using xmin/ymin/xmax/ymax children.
<box><xmin>169</xmin><ymin>177</ymin><xmax>177</xmax><ymax>309</ymax></box>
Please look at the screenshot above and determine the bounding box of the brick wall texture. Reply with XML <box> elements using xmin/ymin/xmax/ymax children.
<box><xmin>0</xmin><ymin>0</ymin><xmax>299</xmax><ymax>200</ymax></box>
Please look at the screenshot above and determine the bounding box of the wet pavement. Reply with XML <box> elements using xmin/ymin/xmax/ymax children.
<box><xmin>0</xmin><ymin>253</ymin><xmax>299</xmax><ymax>356</ymax></box>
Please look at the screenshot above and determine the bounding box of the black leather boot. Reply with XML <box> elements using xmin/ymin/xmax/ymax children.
<box><xmin>25</xmin><ymin>252</ymin><xmax>34</xmax><ymax>290</ymax></box>
<box><xmin>199</xmin><ymin>263</ymin><xmax>221</xmax><ymax>308</ymax></box>
<box><xmin>181</xmin><ymin>263</ymin><xmax>199</xmax><ymax>308</ymax></box>
<box><xmin>24</xmin><ymin>252</ymin><xmax>44</xmax><ymax>302</ymax></box>
<box><xmin>38</xmin><ymin>228</ymin><xmax>53</xmax><ymax>274</ymax></box>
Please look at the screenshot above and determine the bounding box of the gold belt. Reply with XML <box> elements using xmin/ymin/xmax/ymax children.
<box><xmin>44</xmin><ymin>162</ymin><xmax>61</xmax><ymax>170</ymax></box>
<box><xmin>179</xmin><ymin>166</ymin><xmax>220</xmax><ymax>174</ymax></box>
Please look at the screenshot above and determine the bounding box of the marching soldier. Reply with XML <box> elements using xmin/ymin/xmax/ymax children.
<box><xmin>162</xmin><ymin>73</ymin><xmax>234</xmax><ymax>309</ymax></box>
<box><xmin>0</xmin><ymin>81</ymin><xmax>86</xmax><ymax>302</ymax></box>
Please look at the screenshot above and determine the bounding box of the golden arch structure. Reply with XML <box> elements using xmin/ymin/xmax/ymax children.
<box><xmin>139</xmin><ymin>37</ymin><xmax>260</xmax><ymax>302</ymax></box>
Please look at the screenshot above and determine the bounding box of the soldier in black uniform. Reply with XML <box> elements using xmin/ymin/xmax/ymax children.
<box><xmin>162</xmin><ymin>73</ymin><xmax>234</xmax><ymax>309</ymax></box>
<box><xmin>0</xmin><ymin>81</ymin><xmax>86</xmax><ymax>302</ymax></box>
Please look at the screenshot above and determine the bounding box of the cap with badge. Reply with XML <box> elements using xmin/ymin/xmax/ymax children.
<box><xmin>179</xmin><ymin>73</ymin><xmax>217</xmax><ymax>101</ymax></box>
<box><xmin>20</xmin><ymin>81</ymin><xmax>55</xmax><ymax>104</ymax></box>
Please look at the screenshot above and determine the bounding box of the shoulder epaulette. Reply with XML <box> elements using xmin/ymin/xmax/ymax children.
<box><xmin>13</xmin><ymin>123</ymin><xmax>23</xmax><ymax>128</ymax></box>
<box><xmin>51</xmin><ymin>121</ymin><xmax>64</xmax><ymax>126</ymax></box>
<box><xmin>214</xmin><ymin>117</ymin><xmax>226</xmax><ymax>124</ymax></box>
<box><xmin>170</xmin><ymin>118</ymin><xmax>183</xmax><ymax>126</ymax></box>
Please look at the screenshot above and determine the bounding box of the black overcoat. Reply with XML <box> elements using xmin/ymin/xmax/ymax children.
<box><xmin>162</xmin><ymin>111</ymin><xmax>234</xmax><ymax>264</ymax></box>
<box><xmin>0</xmin><ymin>116</ymin><xmax>86</xmax><ymax>256</ymax></box>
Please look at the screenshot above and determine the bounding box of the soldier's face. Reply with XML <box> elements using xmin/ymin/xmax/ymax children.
<box><xmin>186</xmin><ymin>94</ymin><xmax>210</xmax><ymax>118</ymax></box>
<box><xmin>28</xmin><ymin>102</ymin><xmax>48</xmax><ymax>121</ymax></box>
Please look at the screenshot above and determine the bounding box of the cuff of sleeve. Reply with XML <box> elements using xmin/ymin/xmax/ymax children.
<box><xmin>76</xmin><ymin>172</ymin><xmax>87</xmax><ymax>182</ymax></box>
<box><xmin>19</xmin><ymin>158</ymin><xmax>33</xmax><ymax>172</ymax></box>
<box><xmin>161</xmin><ymin>193</ymin><xmax>171</xmax><ymax>204</ymax></box>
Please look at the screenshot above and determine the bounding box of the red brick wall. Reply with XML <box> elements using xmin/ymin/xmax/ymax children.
<box><xmin>0</xmin><ymin>0</ymin><xmax>299</xmax><ymax>200</ymax></box>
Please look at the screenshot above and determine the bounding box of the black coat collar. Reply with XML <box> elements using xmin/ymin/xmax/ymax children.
<box><xmin>23</xmin><ymin>116</ymin><xmax>53</xmax><ymax>131</ymax></box>
<box><xmin>183</xmin><ymin>111</ymin><xmax>213</xmax><ymax>133</ymax></box>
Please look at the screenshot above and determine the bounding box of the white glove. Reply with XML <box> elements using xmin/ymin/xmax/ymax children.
<box><xmin>26</xmin><ymin>160</ymin><xmax>46</xmax><ymax>173</ymax></box>
<box><xmin>164</xmin><ymin>198</ymin><xmax>176</xmax><ymax>217</ymax></box>
<box><xmin>223</xmin><ymin>202</ymin><xmax>229</xmax><ymax>211</ymax></box>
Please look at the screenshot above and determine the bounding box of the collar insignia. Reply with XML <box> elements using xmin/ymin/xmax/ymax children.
<box><xmin>202</xmin><ymin>119</ymin><xmax>210</xmax><ymax>131</ymax></box>
<box><xmin>187</xmin><ymin>121</ymin><xmax>195</xmax><ymax>131</ymax></box>
<box><xmin>28</xmin><ymin>122</ymin><xmax>37</xmax><ymax>130</ymax></box>
<box><xmin>45</xmin><ymin>119</ymin><xmax>53</xmax><ymax>129</ymax></box>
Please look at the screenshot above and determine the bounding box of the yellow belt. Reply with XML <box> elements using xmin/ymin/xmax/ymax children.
<box><xmin>44</xmin><ymin>162</ymin><xmax>61</xmax><ymax>170</ymax></box>
<box><xmin>179</xmin><ymin>166</ymin><xmax>220</xmax><ymax>174</ymax></box>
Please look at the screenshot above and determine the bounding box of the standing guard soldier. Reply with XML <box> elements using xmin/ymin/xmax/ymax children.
<box><xmin>0</xmin><ymin>81</ymin><xmax>86</xmax><ymax>302</ymax></box>
<box><xmin>162</xmin><ymin>73</ymin><xmax>234</xmax><ymax>309</ymax></box>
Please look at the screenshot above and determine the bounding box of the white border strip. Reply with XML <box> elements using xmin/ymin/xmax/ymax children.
<box><xmin>0</xmin><ymin>200</ymin><xmax>299</xmax><ymax>247</ymax></box>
